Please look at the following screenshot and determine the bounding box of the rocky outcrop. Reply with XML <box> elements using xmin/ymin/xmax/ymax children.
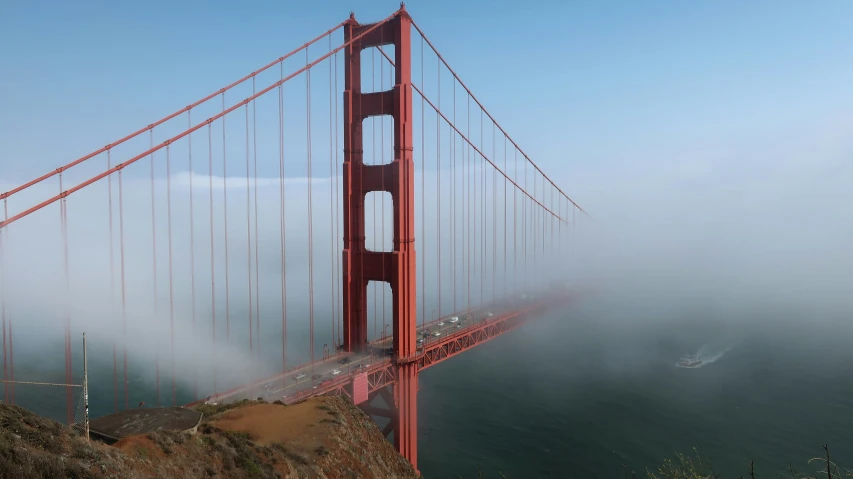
<box><xmin>0</xmin><ymin>397</ymin><xmax>419</xmax><ymax>479</ymax></box>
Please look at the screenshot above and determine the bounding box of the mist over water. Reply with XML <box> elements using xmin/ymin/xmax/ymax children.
<box><xmin>419</xmin><ymin>296</ymin><xmax>853</xmax><ymax>479</ymax></box>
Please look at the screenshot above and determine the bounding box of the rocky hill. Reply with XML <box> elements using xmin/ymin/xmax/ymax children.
<box><xmin>0</xmin><ymin>397</ymin><xmax>419</xmax><ymax>479</ymax></box>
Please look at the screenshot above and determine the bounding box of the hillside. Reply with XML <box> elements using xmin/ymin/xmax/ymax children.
<box><xmin>0</xmin><ymin>397</ymin><xmax>419</xmax><ymax>479</ymax></box>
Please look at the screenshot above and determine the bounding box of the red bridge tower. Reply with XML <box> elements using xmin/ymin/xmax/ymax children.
<box><xmin>341</xmin><ymin>6</ymin><xmax>419</xmax><ymax>467</ymax></box>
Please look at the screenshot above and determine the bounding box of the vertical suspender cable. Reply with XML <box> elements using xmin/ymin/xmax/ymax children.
<box><xmin>523</xmin><ymin>156</ymin><xmax>527</xmax><ymax>292</ymax></box>
<box><xmin>1</xmin><ymin>200</ymin><xmax>7</xmax><ymax>404</ymax></box>
<box><xmin>278</xmin><ymin>60</ymin><xmax>288</xmax><ymax>374</ymax></box>
<box><xmin>492</xmin><ymin>122</ymin><xmax>496</xmax><ymax>304</ymax></box>
<box><xmin>513</xmin><ymin>149</ymin><xmax>517</xmax><ymax>295</ymax></box>
<box><xmin>253</xmin><ymin>78</ymin><xmax>261</xmax><ymax>356</ymax></box>
<box><xmin>481</xmin><ymin>113</ymin><xmax>486</xmax><ymax>307</ymax></box>
<box><xmin>119</xmin><ymin>165</ymin><xmax>128</xmax><ymax>408</ymax></box>
<box><xmin>60</xmin><ymin>173</ymin><xmax>72</xmax><ymax>424</ymax></box>
<box><xmin>420</xmin><ymin>35</ymin><xmax>425</xmax><ymax>334</ymax></box>
<box><xmin>533</xmin><ymin>172</ymin><xmax>537</xmax><ymax>291</ymax></box>
<box><xmin>452</xmin><ymin>79</ymin><xmax>456</xmax><ymax>314</ymax></box>
<box><xmin>357</xmin><ymin>42</ymin><xmax>365</xmax><ymax>355</ymax></box>
<box><xmin>381</xmin><ymin>49</ymin><xmax>386</xmax><ymax>341</ymax></box>
<box><xmin>370</xmin><ymin>48</ymin><xmax>376</xmax><ymax>339</ymax></box>
<box><xmin>107</xmin><ymin>150</ymin><xmax>117</xmax><ymax>411</ymax></box>
<box><xmin>222</xmin><ymin>93</ymin><xmax>231</xmax><ymax>344</ymax></box>
<box><xmin>539</xmin><ymin>175</ymin><xmax>553</xmax><ymax>282</ymax></box>
<box><xmin>245</xmin><ymin>104</ymin><xmax>254</xmax><ymax>354</ymax></box>
<box><xmin>447</xmin><ymin>85</ymin><xmax>459</xmax><ymax>315</ymax></box>
<box><xmin>436</xmin><ymin>58</ymin><xmax>441</xmax><ymax>320</ymax></box>
<box><xmin>482</xmin><ymin>112</ymin><xmax>486</xmax><ymax>307</ymax></box>
<box><xmin>329</xmin><ymin>35</ymin><xmax>337</xmax><ymax>353</ymax></box>
<box><xmin>307</xmin><ymin>49</ymin><xmax>316</xmax><ymax>371</ymax></box>
<box><xmin>150</xmin><ymin>129</ymin><xmax>160</xmax><ymax>407</ymax></box>
<box><xmin>334</xmin><ymin>48</ymin><xmax>341</xmax><ymax>348</ymax></box>
<box><xmin>483</xmin><ymin>116</ymin><xmax>487</xmax><ymax>306</ymax></box>
<box><xmin>480</xmin><ymin>110</ymin><xmax>485</xmax><ymax>307</ymax></box>
<box><xmin>551</xmin><ymin>186</ymin><xmax>555</xmax><ymax>282</ymax></box>
<box><xmin>372</xmin><ymin>50</ymin><xmax>377</xmax><ymax>341</ymax></box>
<box><xmin>503</xmin><ymin>136</ymin><xmax>507</xmax><ymax>300</ymax></box>
<box><xmin>466</xmin><ymin>95</ymin><xmax>471</xmax><ymax>314</ymax></box>
<box><xmin>166</xmin><ymin>145</ymin><xmax>176</xmax><ymax>406</ymax></box>
<box><xmin>540</xmin><ymin>178</ymin><xmax>544</xmax><ymax>286</ymax></box>
<box><xmin>468</xmin><ymin>108</ymin><xmax>476</xmax><ymax>307</ymax></box>
<box><xmin>208</xmin><ymin>123</ymin><xmax>218</xmax><ymax>395</ymax></box>
<box><xmin>187</xmin><ymin>111</ymin><xmax>198</xmax><ymax>401</ymax></box>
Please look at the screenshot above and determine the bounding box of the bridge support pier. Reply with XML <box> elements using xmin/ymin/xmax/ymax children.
<box><xmin>394</xmin><ymin>363</ymin><xmax>418</xmax><ymax>465</ymax></box>
<box><xmin>342</xmin><ymin>6</ymin><xmax>418</xmax><ymax>470</ymax></box>
<box><xmin>358</xmin><ymin>370</ymin><xmax>417</xmax><ymax>468</ymax></box>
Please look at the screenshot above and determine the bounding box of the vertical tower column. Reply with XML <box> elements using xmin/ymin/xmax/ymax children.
<box><xmin>342</xmin><ymin>6</ymin><xmax>418</xmax><ymax>469</ymax></box>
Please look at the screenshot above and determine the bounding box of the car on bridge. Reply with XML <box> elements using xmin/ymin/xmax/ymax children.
<box><xmin>339</xmin><ymin>357</ymin><xmax>352</xmax><ymax>365</ymax></box>
<box><xmin>448</xmin><ymin>316</ymin><xmax>459</xmax><ymax>323</ymax></box>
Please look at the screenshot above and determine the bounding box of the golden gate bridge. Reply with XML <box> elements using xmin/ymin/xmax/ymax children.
<box><xmin>0</xmin><ymin>5</ymin><xmax>590</xmax><ymax>469</ymax></box>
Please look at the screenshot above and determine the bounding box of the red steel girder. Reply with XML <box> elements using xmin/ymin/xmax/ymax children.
<box><xmin>417</xmin><ymin>292</ymin><xmax>572</xmax><ymax>370</ymax></box>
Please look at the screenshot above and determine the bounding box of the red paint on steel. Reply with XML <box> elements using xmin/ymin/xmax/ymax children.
<box><xmin>277</xmin><ymin>62</ymin><xmax>288</xmax><ymax>377</ymax></box>
<box><xmin>353</xmin><ymin>372</ymin><xmax>369</xmax><ymax>404</ymax></box>
<box><xmin>166</xmin><ymin>145</ymin><xmax>177</xmax><ymax>406</ymax></box>
<box><xmin>342</xmin><ymin>6</ymin><xmax>417</xmax><ymax>468</ymax></box>
<box><xmin>245</xmin><ymin>103</ymin><xmax>254</xmax><ymax>354</ymax></box>
<box><xmin>253</xmin><ymin>78</ymin><xmax>261</xmax><ymax>358</ymax></box>
<box><xmin>222</xmin><ymin>93</ymin><xmax>231</xmax><ymax>345</ymax></box>
<box><xmin>187</xmin><ymin>112</ymin><xmax>198</xmax><ymax>402</ymax></box>
<box><xmin>307</xmin><ymin>48</ymin><xmax>316</xmax><ymax>373</ymax></box>
<box><xmin>118</xmin><ymin>169</ymin><xmax>128</xmax><ymax>409</ymax></box>
<box><xmin>1</xmin><ymin>199</ymin><xmax>6</xmax><ymax>404</ymax></box>
<box><xmin>60</xmin><ymin>173</ymin><xmax>73</xmax><ymax>424</ymax></box>
<box><xmin>106</xmin><ymin>150</ymin><xmax>118</xmax><ymax>412</ymax></box>
<box><xmin>207</xmin><ymin>124</ymin><xmax>218</xmax><ymax>396</ymax></box>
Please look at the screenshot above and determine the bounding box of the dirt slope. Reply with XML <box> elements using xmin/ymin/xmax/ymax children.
<box><xmin>0</xmin><ymin>397</ymin><xmax>419</xmax><ymax>479</ymax></box>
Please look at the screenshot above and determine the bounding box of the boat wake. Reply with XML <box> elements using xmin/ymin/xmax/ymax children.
<box><xmin>675</xmin><ymin>342</ymin><xmax>734</xmax><ymax>369</ymax></box>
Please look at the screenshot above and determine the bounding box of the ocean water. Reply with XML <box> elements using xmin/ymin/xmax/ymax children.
<box><xmin>417</xmin><ymin>299</ymin><xmax>853</xmax><ymax>479</ymax></box>
<box><xmin>5</xmin><ymin>295</ymin><xmax>851</xmax><ymax>479</ymax></box>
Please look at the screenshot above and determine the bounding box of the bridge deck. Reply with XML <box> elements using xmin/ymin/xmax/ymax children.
<box><xmin>188</xmin><ymin>291</ymin><xmax>569</xmax><ymax>408</ymax></box>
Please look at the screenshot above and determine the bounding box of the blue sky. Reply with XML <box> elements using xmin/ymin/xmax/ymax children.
<box><xmin>3</xmin><ymin>0</ymin><xmax>852</xmax><ymax>187</ymax></box>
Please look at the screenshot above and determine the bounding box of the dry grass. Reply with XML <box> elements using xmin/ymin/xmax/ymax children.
<box><xmin>208</xmin><ymin>400</ymin><xmax>328</xmax><ymax>446</ymax></box>
<box><xmin>0</xmin><ymin>397</ymin><xmax>419</xmax><ymax>479</ymax></box>
<box><xmin>644</xmin><ymin>445</ymin><xmax>853</xmax><ymax>479</ymax></box>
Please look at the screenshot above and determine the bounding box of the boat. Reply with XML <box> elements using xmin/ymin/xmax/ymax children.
<box><xmin>676</xmin><ymin>354</ymin><xmax>702</xmax><ymax>368</ymax></box>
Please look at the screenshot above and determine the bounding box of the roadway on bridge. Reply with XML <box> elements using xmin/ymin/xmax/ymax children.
<box><xmin>201</xmin><ymin>293</ymin><xmax>537</xmax><ymax>406</ymax></box>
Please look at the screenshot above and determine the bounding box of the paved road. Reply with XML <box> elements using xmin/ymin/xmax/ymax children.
<box><xmin>209</xmin><ymin>351</ymin><xmax>381</xmax><ymax>405</ymax></box>
<box><xmin>371</xmin><ymin>292</ymin><xmax>535</xmax><ymax>350</ymax></box>
<box><xmin>204</xmin><ymin>292</ymin><xmax>543</xmax><ymax>405</ymax></box>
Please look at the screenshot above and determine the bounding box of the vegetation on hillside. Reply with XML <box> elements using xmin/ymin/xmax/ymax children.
<box><xmin>0</xmin><ymin>397</ymin><xmax>418</xmax><ymax>479</ymax></box>
<box><xmin>2</xmin><ymin>398</ymin><xmax>848</xmax><ymax>479</ymax></box>
<box><xmin>644</xmin><ymin>446</ymin><xmax>851</xmax><ymax>479</ymax></box>
<box><xmin>469</xmin><ymin>446</ymin><xmax>851</xmax><ymax>479</ymax></box>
